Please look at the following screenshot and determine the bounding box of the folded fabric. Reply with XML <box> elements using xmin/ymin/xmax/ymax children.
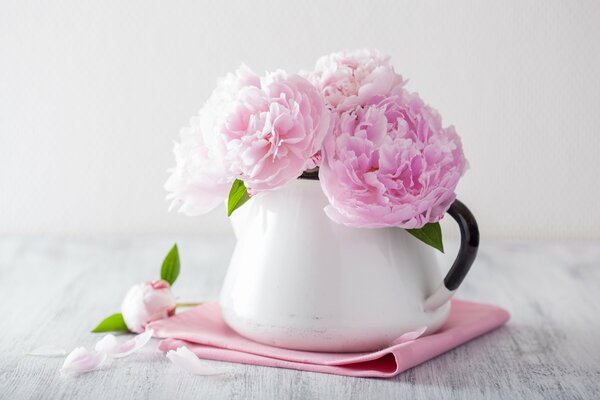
<box><xmin>149</xmin><ymin>299</ymin><xmax>509</xmax><ymax>378</ymax></box>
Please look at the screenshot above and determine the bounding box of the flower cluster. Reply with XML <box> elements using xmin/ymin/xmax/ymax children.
<box><xmin>166</xmin><ymin>49</ymin><xmax>467</xmax><ymax>229</ymax></box>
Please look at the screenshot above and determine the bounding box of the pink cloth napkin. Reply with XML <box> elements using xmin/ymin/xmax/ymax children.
<box><xmin>149</xmin><ymin>299</ymin><xmax>509</xmax><ymax>378</ymax></box>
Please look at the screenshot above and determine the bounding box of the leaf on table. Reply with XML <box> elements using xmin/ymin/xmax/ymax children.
<box><xmin>91</xmin><ymin>313</ymin><xmax>129</xmax><ymax>333</ymax></box>
<box><xmin>160</xmin><ymin>244</ymin><xmax>180</xmax><ymax>286</ymax></box>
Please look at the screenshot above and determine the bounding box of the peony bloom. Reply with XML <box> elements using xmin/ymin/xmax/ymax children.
<box><xmin>307</xmin><ymin>49</ymin><xmax>404</xmax><ymax>112</ymax></box>
<box><xmin>166</xmin><ymin>65</ymin><xmax>331</xmax><ymax>213</ymax></box>
<box><xmin>319</xmin><ymin>88</ymin><xmax>468</xmax><ymax>229</ymax></box>
<box><xmin>165</xmin><ymin>66</ymin><xmax>260</xmax><ymax>215</ymax></box>
<box><xmin>164</xmin><ymin>119</ymin><xmax>231</xmax><ymax>216</ymax></box>
<box><xmin>121</xmin><ymin>280</ymin><xmax>177</xmax><ymax>333</ymax></box>
<box><xmin>217</xmin><ymin>70</ymin><xmax>331</xmax><ymax>192</ymax></box>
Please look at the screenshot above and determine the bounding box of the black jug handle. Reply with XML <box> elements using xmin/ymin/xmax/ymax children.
<box><xmin>424</xmin><ymin>199</ymin><xmax>479</xmax><ymax>311</ymax></box>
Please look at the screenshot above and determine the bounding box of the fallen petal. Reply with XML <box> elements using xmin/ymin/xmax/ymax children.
<box><xmin>95</xmin><ymin>329</ymin><xmax>154</xmax><ymax>358</ymax></box>
<box><xmin>27</xmin><ymin>345</ymin><xmax>68</xmax><ymax>357</ymax></box>
<box><xmin>166</xmin><ymin>346</ymin><xmax>231</xmax><ymax>376</ymax></box>
<box><xmin>94</xmin><ymin>334</ymin><xmax>118</xmax><ymax>354</ymax></box>
<box><xmin>61</xmin><ymin>347</ymin><xmax>106</xmax><ymax>376</ymax></box>
<box><xmin>391</xmin><ymin>326</ymin><xmax>428</xmax><ymax>345</ymax></box>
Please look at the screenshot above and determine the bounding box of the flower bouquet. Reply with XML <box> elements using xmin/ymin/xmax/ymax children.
<box><xmin>166</xmin><ymin>49</ymin><xmax>467</xmax><ymax>249</ymax></box>
<box><xmin>165</xmin><ymin>49</ymin><xmax>479</xmax><ymax>351</ymax></box>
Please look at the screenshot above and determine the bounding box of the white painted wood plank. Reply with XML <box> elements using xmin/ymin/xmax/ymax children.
<box><xmin>0</xmin><ymin>236</ymin><xmax>599</xmax><ymax>399</ymax></box>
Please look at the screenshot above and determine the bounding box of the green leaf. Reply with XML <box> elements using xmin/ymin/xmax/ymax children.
<box><xmin>91</xmin><ymin>313</ymin><xmax>129</xmax><ymax>333</ymax></box>
<box><xmin>227</xmin><ymin>179</ymin><xmax>250</xmax><ymax>216</ymax></box>
<box><xmin>161</xmin><ymin>244</ymin><xmax>180</xmax><ymax>286</ymax></box>
<box><xmin>406</xmin><ymin>222</ymin><xmax>444</xmax><ymax>253</ymax></box>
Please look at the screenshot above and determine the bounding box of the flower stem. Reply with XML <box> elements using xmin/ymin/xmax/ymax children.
<box><xmin>176</xmin><ymin>302</ymin><xmax>203</xmax><ymax>308</ymax></box>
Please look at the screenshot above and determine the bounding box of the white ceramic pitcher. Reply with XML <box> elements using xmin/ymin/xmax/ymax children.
<box><xmin>219</xmin><ymin>178</ymin><xmax>479</xmax><ymax>352</ymax></box>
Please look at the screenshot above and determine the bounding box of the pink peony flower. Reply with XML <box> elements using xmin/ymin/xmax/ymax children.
<box><xmin>164</xmin><ymin>119</ymin><xmax>231</xmax><ymax>216</ymax></box>
<box><xmin>166</xmin><ymin>65</ymin><xmax>331</xmax><ymax>213</ymax></box>
<box><xmin>307</xmin><ymin>49</ymin><xmax>404</xmax><ymax>112</ymax></box>
<box><xmin>217</xmin><ymin>70</ymin><xmax>331</xmax><ymax>192</ymax></box>
<box><xmin>121</xmin><ymin>280</ymin><xmax>177</xmax><ymax>333</ymax></box>
<box><xmin>165</xmin><ymin>66</ymin><xmax>260</xmax><ymax>215</ymax></box>
<box><xmin>319</xmin><ymin>88</ymin><xmax>468</xmax><ymax>229</ymax></box>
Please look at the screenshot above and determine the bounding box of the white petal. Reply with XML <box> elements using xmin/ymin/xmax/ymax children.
<box><xmin>60</xmin><ymin>347</ymin><xmax>106</xmax><ymax>376</ymax></box>
<box><xmin>391</xmin><ymin>326</ymin><xmax>427</xmax><ymax>345</ymax></box>
<box><xmin>166</xmin><ymin>346</ymin><xmax>231</xmax><ymax>376</ymax></box>
<box><xmin>27</xmin><ymin>345</ymin><xmax>68</xmax><ymax>357</ymax></box>
<box><xmin>94</xmin><ymin>334</ymin><xmax>118</xmax><ymax>354</ymax></box>
<box><xmin>94</xmin><ymin>329</ymin><xmax>154</xmax><ymax>358</ymax></box>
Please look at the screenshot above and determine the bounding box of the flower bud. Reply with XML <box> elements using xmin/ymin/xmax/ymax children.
<box><xmin>121</xmin><ymin>280</ymin><xmax>176</xmax><ymax>333</ymax></box>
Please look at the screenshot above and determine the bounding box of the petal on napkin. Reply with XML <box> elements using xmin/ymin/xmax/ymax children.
<box><xmin>391</xmin><ymin>326</ymin><xmax>428</xmax><ymax>345</ymax></box>
<box><xmin>95</xmin><ymin>329</ymin><xmax>153</xmax><ymax>358</ymax></box>
<box><xmin>27</xmin><ymin>345</ymin><xmax>68</xmax><ymax>357</ymax></box>
<box><xmin>166</xmin><ymin>346</ymin><xmax>231</xmax><ymax>376</ymax></box>
<box><xmin>60</xmin><ymin>347</ymin><xmax>106</xmax><ymax>376</ymax></box>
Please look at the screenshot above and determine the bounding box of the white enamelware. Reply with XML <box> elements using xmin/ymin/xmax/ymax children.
<box><xmin>219</xmin><ymin>179</ymin><xmax>461</xmax><ymax>352</ymax></box>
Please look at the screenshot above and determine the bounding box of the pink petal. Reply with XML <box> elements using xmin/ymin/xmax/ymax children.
<box><xmin>166</xmin><ymin>346</ymin><xmax>231</xmax><ymax>376</ymax></box>
<box><xmin>150</xmin><ymin>280</ymin><xmax>170</xmax><ymax>290</ymax></box>
<box><xmin>60</xmin><ymin>347</ymin><xmax>106</xmax><ymax>376</ymax></box>
<box><xmin>391</xmin><ymin>326</ymin><xmax>427</xmax><ymax>345</ymax></box>
<box><xmin>94</xmin><ymin>329</ymin><xmax>154</xmax><ymax>359</ymax></box>
<box><xmin>27</xmin><ymin>345</ymin><xmax>68</xmax><ymax>357</ymax></box>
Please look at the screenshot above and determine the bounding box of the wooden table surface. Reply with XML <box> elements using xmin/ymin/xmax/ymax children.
<box><xmin>1</xmin><ymin>235</ymin><xmax>599</xmax><ymax>399</ymax></box>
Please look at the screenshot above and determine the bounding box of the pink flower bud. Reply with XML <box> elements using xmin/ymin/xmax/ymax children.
<box><xmin>121</xmin><ymin>280</ymin><xmax>176</xmax><ymax>333</ymax></box>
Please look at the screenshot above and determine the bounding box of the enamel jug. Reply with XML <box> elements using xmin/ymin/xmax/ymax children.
<box><xmin>219</xmin><ymin>178</ymin><xmax>479</xmax><ymax>352</ymax></box>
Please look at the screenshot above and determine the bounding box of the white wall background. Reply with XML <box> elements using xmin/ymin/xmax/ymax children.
<box><xmin>1</xmin><ymin>1</ymin><xmax>599</xmax><ymax>240</ymax></box>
